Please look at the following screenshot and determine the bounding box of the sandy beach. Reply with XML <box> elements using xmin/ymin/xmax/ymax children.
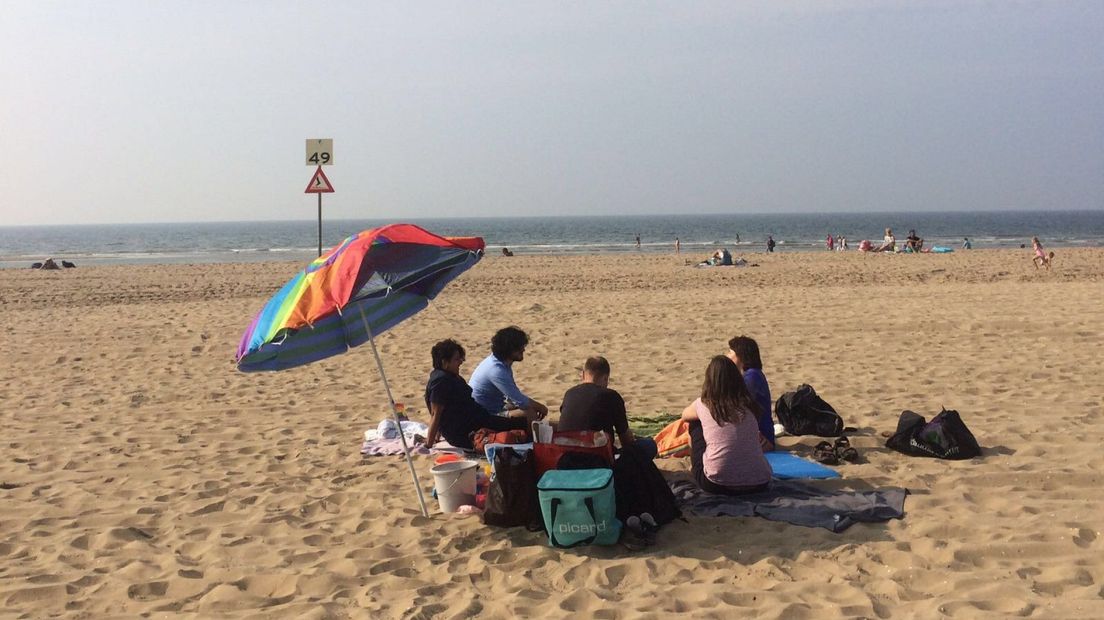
<box><xmin>2</xmin><ymin>248</ymin><xmax>1102</xmax><ymax>618</ymax></box>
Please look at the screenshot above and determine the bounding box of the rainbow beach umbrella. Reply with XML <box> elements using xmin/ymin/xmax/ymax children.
<box><xmin>236</xmin><ymin>223</ymin><xmax>485</xmax><ymax>516</ymax></box>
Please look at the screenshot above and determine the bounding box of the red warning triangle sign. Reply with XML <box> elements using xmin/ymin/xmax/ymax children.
<box><xmin>304</xmin><ymin>166</ymin><xmax>335</xmax><ymax>193</ymax></box>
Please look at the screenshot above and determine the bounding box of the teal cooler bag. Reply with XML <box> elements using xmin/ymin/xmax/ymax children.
<box><xmin>537</xmin><ymin>468</ymin><xmax>621</xmax><ymax>547</ymax></box>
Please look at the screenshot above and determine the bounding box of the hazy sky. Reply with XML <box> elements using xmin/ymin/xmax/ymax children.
<box><xmin>2</xmin><ymin>1</ymin><xmax>1101</xmax><ymax>225</ymax></box>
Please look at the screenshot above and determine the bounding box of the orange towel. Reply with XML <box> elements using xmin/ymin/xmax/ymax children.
<box><xmin>654</xmin><ymin>419</ymin><xmax>691</xmax><ymax>458</ymax></box>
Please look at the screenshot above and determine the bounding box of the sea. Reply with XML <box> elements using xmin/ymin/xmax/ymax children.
<box><xmin>1</xmin><ymin>211</ymin><xmax>1102</xmax><ymax>269</ymax></box>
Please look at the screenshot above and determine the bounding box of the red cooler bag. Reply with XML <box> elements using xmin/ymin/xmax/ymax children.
<box><xmin>534</xmin><ymin>430</ymin><xmax>614</xmax><ymax>477</ymax></box>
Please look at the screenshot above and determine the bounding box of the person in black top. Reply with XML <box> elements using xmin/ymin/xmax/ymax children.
<box><xmin>905</xmin><ymin>229</ymin><xmax>924</xmax><ymax>252</ymax></box>
<box><xmin>424</xmin><ymin>339</ymin><xmax>530</xmax><ymax>450</ymax></box>
<box><xmin>558</xmin><ymin>356</ymin><xmax>657</xmax><ymax>459</ymax></box>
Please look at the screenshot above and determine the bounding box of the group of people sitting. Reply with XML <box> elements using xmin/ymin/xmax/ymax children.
<box><xmin>860</xmin><ymin>228</ymin><xmax>925</xmax><ymax>253</ymax></box>
<box><xmin>423</xmin><ymin>326</ymin><xmax>776</xmax><ymax>496</ymax></box>
<box><xmin>30</xmin><ymin>258</ymin><xmax>76</xmax><ymax>269</ymax></box>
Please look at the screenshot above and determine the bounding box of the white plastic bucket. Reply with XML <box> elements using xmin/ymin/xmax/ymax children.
<box><xmin>431</xmin><ymin>460</ymin><xmax>478</xmax><ymax>513</ymax></box>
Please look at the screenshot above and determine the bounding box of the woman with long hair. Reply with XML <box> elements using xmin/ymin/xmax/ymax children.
<box><xmin>680</xmin><ymin>356</ymin><xmax>772</xmax><ymax>495</ymax></box>
<box><xmin>727</xmin><ymin>335</ymin><xmax>774</xmax><ymax>451</ymax></box>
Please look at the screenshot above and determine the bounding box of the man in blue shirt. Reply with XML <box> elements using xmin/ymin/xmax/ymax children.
<box><xmin>470</xmin><ymin>326</ymin><xmax>549</xmax><ymax>419</ymax></box>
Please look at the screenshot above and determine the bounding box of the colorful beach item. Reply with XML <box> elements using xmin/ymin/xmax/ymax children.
<box><xmin>235</xmin><ymin>223</ymin><xmax>485</xmax><ymax>517</ymax></box>
<box><xmin>236</xmin><ymin>223</ymin><xmax>484</xmax><ymax>372</ymax></box>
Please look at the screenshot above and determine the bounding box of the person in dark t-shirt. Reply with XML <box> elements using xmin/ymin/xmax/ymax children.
<box><xmin>558</xmin><ymin>356</ymin><xmax>657</xmax><ymax>459</ymax></box>
<box><xmin>424</xmin><ymin>339</ymin><xmax>530</xmax><ymax>450</ymax></box>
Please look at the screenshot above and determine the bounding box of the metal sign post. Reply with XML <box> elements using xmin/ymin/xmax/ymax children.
<box><xmin>305</xmin><ymin>139</ymin><xmax>335</xmax><ymax>256</ymax></box>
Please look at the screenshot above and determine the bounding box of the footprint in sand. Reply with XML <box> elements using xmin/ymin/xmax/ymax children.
<box><xmin>127</xmin><ymin>581</ymin><xmax>169</xmax><ymax>600</ymax></box>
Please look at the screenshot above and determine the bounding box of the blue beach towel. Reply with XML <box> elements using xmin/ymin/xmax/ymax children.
<box><xmin>766</xmin><ymin>451</ymin><xmax>841</xmax><ymax>480</ymax></box>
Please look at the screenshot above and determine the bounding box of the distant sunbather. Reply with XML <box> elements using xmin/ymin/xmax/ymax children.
<box><xmin>905</xmin><ymin>230</ymin><xmax>924</xmax><ymax>253</ymax></box>
<box><xmin>873</xmin><ymin>229</ymin><xmax>896</xmax><ymax>252</ymax></box>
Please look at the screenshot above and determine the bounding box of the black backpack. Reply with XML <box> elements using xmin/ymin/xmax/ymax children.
<box><xmin>886</xmin><ymin>408</ymin><xmax>981</xmax><ymax>460</ymax></box>
<box><xmin>611</xmin><ymin>443</ymin><xmax>681</xmax><ymax>527</ymax></box>
<box><xmin>775</xmin><ymin>384</ymin><xmax>844</xmax><ymax>437</ymax></box>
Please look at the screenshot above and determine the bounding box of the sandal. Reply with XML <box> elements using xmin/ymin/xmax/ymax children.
<box><xmin>833</xmin><ymin>436</ymin><xmax>859</xmax><ymax>463</ymax></box>
<box><xmin>813</xmin><ymin>441</ymin><xmax>839</xmax><ymax>465</ymax></box>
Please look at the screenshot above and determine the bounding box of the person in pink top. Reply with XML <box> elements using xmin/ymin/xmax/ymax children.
<box><xmin>680</xmin><ymin>356</ymin><xmax>773</xmax><ymax>495</ymax></box>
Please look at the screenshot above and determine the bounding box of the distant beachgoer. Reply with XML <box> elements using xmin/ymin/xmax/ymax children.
<box><xmin>766</xmin><ymin>235</ymin><xmax>776</xmax><ymax>253</ymax></box>
<box><xmin>962</xmin><ymin>237</ymin><xmax>972</xmax><ymax>250</ymax></box>
<box><xmin>874</xmin><ymin>228</ymin><xmax>895</xmax><ymax>252</ymax></box>
<box><xmin>826</xmin><ymin>235</ymin><xmax>834</xmax><ymax>251</ymax></box>
<box><xmin>905</xmin><ymin>229</ymin><xmax>924</xmax><ymax>253</ymax></box>
<box><xmin>701</xmin><ymin>248</ymin><xmax>732</xmax><ymax>266</ymax></box>
<box><xmin>501</xmin><ymin>247</ymin><xmax>514</xmax><ymax>257</ymax></box>
<box><xmin>840</xmin><ymin>236</ymin><xmax>848</xmax><ymax>251</ymax></box>
<box><xmin>635</xmin><ymin>234</ymin><xmax>641</xmax><ymax>250</ymax></box>
<box><xmin>675</xmin><ymin>237</ymin><xmax>681</xmax><ymax>255</ymax></box>
<box><xmin>735</xmin><ymin>233</ymin><xmax>740</xmax><ymax>244</ymax></box>
<box><xmin>1032</xmin><ymin>237</ymin><xmax>1053</xmax><ymax>270</ymax></box>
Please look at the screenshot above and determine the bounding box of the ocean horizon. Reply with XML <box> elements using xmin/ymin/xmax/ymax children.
<box><xmin>2</xmin><ymin>210</ymin><xmax>1102</xmax><ymax>269</ymax></box>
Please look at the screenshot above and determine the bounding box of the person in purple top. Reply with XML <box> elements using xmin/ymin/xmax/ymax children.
<box><xmin>469</xmin><ymin>326</ymin><xmax>549</xmax><ymax>419</ymax></box>
<box><xmin>726</xmin><ymin>335</ymin><xmax>774</xmax><ymax>451</ymax></box>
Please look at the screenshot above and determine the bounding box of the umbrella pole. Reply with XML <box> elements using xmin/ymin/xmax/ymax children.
<box><xmin>358</xmin><ymin>307</ymin><xmax>430</xmax><ymax>518</ymax></box>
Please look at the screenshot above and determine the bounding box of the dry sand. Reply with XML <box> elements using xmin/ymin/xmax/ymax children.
<box><xmin>1</xmin><ymin>248</ymin><xmax>1102</xmax><ymax>618</ymax></box>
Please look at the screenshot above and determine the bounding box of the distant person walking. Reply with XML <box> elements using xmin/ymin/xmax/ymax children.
<box><xmin>735</xmin><ymin>233</ymin><xmax>741</xmax><ymax>244</ymax></box>
<box><xmin>962</xmin><ymin>237</ymin><xmax>972</xmax><ymax>250</ymax></box>
<box><xmin>826</xmin><ymin>235</ymin><xmax>835</xmax><ymax>251</ymax></box>
<box><xmin>635</xmin><ymin>234</ymin><xmax>641</xmax><ymax>250</ymax></box>
<box><xmin>675</xmin><ymin>237</ymin><xmax>681</xmax><ymax>255</ymax></box>
<box><xmin>766</xmin><ymin>235</ymin><xmax>776</xmax><ymax>253</ymax></box>
<box><xmin>839</xmin><ymin>236</ymin><xmax>848</xmax><ymax>251</ymax></box>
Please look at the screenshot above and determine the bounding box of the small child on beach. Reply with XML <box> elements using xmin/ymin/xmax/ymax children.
<box><xmin>1031</xmin><ymin>237</ymin><xmax>1053</xmax><ymax>270</ymax></box>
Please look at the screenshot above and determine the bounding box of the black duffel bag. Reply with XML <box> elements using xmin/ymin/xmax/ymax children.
<box><xmin>775</xmin><ymin>384</ymin><xmax>844</xmax><ymax>437</ymax></box>
<box><xmin>885</xmin><ymin>408</ymin><xmax>981</xmax><ymax>460</ymax></box>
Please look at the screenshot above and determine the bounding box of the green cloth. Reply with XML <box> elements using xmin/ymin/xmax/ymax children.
<box><xmin>628</xmin><ymin>412</ymin><xmax>679</xmax><ymax>438</ymax></box>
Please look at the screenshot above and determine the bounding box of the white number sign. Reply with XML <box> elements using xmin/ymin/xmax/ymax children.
<box><xmin>306</xmin><ymin>139</ymin><xmax>333</xmax><ymax>166</ymax></box>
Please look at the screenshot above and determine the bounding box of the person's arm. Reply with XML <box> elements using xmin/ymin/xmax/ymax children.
<box><xmin>488</xmin><ymin>364</ymin><xmax>532</xmax><ymax>411</ymax></box>
<box><xmin>425</xmin><ymin>402</ymin><xmax>444</xmax><ymax>447</ymax></box>
<box><xmin>612</xmin><ymin>393</ymin><xmax>635</xmax><ymax>447</ymax></box>
<box><xmin>518</xmin><ymin>399</ymin><xmax>548</xmax><ymax>420</ymax></box>
<box><xmin>680</xmin><ymin>402</ymin><xmax>699</xmax><ymax>422</ymax></box>
<box><xmin>758</xmin><ymin>432</ymin><xmax>774</xmax><ymax>452</ymax></box>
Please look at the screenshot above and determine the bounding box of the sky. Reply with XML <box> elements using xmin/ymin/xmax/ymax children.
<box><xmin>1</xmin><ymin>1</ymin><xmax>1101</xmax><ymax>226</ymax></box>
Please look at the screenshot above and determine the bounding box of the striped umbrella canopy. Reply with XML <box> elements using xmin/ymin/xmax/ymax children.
<box><xmin>236</xmin><ymin>223</ymin><xmax>484</xmax><ymax>372</ymax></box>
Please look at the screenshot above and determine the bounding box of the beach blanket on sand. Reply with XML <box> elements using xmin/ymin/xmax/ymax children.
<box><xmin>669</xmin><ymin>478</ymin><xmax>907</xmax><ymax>532</ymax></box>
<box><xmin>360</xmin><ymin>438</ymin><xmax>467</xmax><ymax>457</ymax></box>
